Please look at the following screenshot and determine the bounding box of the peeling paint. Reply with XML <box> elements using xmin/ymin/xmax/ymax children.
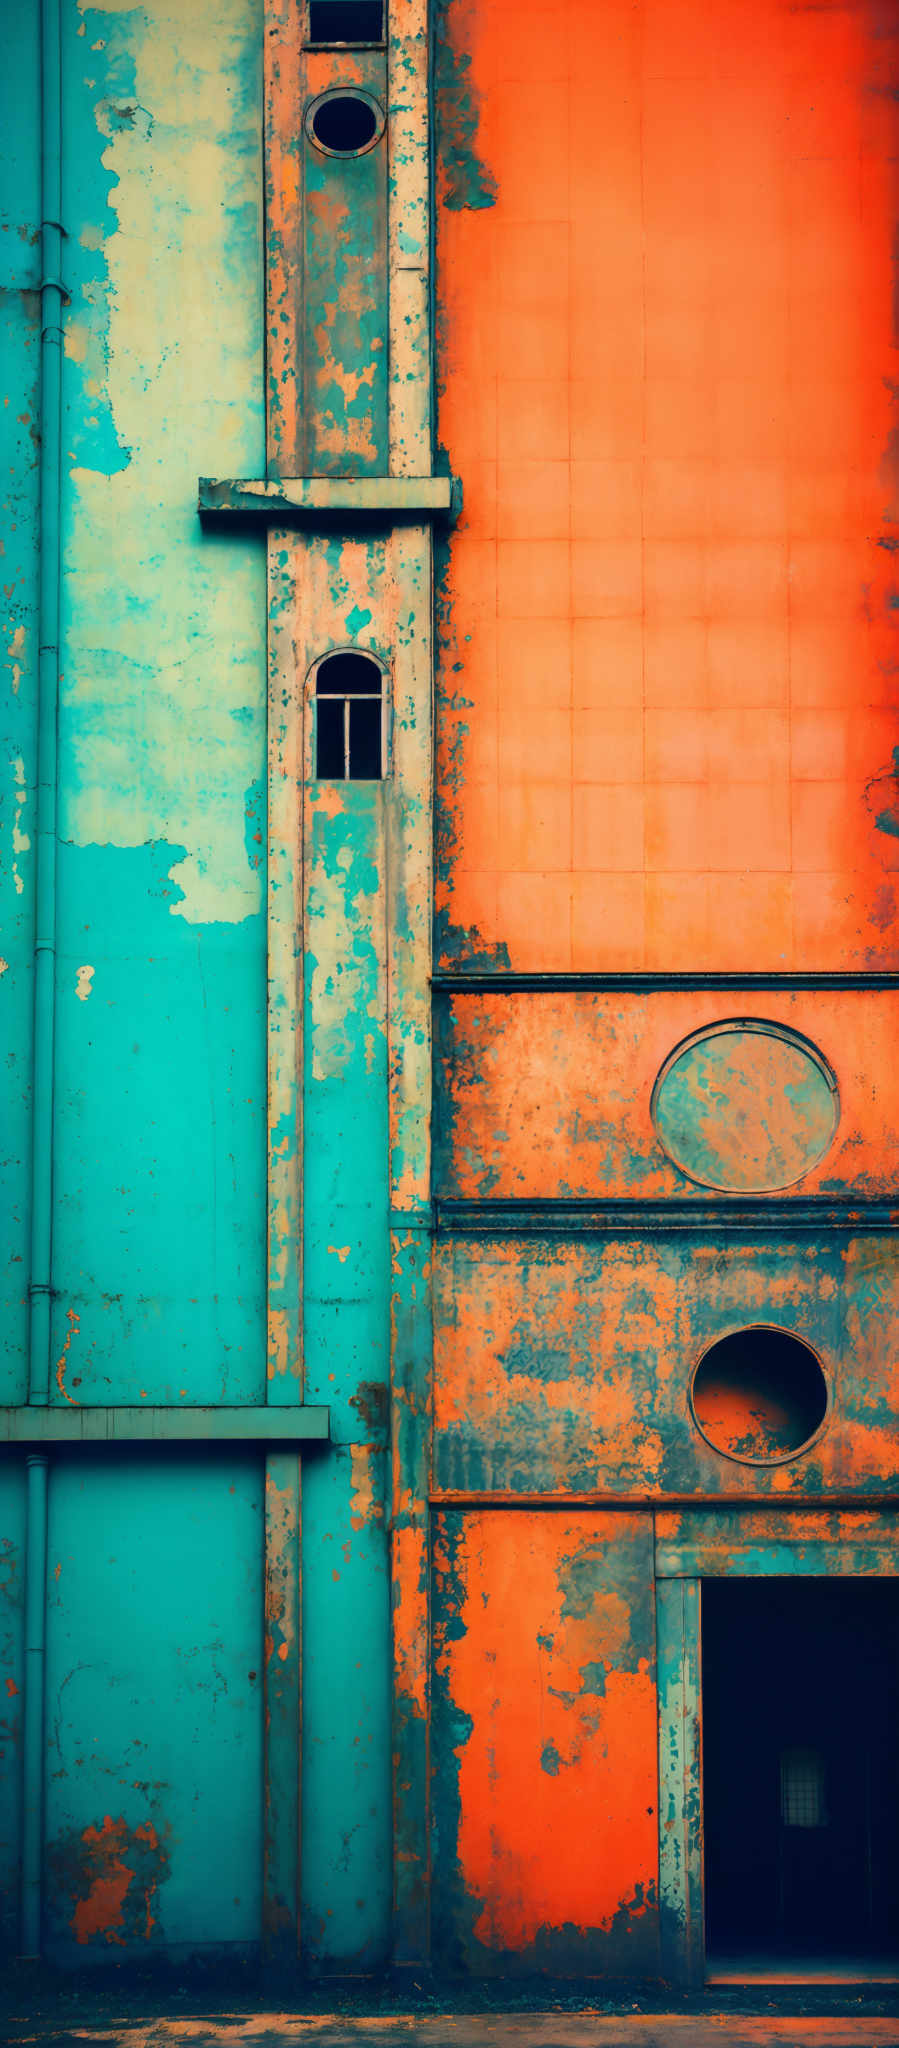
<box><xmin>11</xmin><ymin>753</ymin><xmax>29</xmax><ymax>894</ymax></box>
<box><xmin>62</xmin><ymin>0</ymin><xmax>266</xmax><ymax>925</ymax></box>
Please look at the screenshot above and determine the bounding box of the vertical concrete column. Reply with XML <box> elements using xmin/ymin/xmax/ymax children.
<box><xmin>260</xmin><ymin>0</ymin><xmax>436</xmax><ymax>1971</ymax></box>
<box><xmin>262</xmin><ymin>0</ymin><xmax>304</xmax><ymax>1968</ymax></box>
<box><xmin>262</xmin><ymin>533</ymin><xmax>305</xmax><ymax>1965</ymax></box>
<box><xmin>386</xmin><ymin>0</ymin><xmax>434</xmax><ymax>1968</ymax></box>
<box><xmin>298</xmin><ymin>537</ymin><xmax>393</xmax><ymax>1968</ymax></box>
<box><xmin>657</xmin><ymin>1574</ymin><xmax>704</xmax><ymax>1989</ymax></box>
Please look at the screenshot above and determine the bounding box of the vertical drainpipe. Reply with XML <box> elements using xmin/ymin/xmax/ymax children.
<box><xmin>22</xmin><ymin>0</ymin><xmax>64</xmax><ymax>1959</ymax></box>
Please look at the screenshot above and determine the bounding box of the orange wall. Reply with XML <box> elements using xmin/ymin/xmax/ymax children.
<box><xmin>435</xmin><ymin>0</ymin><xmax>899</xmax><ymax>970</ymax></box>
<box><xmin>431</xmin><ymin>1510</ymin><xmax>658</xmax><ymax>1969</ymax></box>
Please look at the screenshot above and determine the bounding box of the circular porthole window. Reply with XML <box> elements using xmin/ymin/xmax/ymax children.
<box><xmin>651</xmin><ymin>1019</ymin><xmax>839</xmax><ymax>1194</ymax></box>
<box><xmin>690</xmin><ymin>1326</ymin><xmax>829</xmax><ymax>1466</ymax></box>
<box><xmin>306</xmin><ymin>88</ymin><xmax>384</xmax><ymax>157</ymax></box>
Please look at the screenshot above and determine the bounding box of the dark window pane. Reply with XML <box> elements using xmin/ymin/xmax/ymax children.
<box><xmin>316</xmin><ymin>650</ymin><xmax>382</xmax><ymax>696</ymax></box>
<box><xmin>349</xmin><ymin>697</ymin><xmax>382</xmax><ymax>779</ymax></box>
<box><xmin>311</xmin><ymin>93</ymin><xmax>379</xmax><ymax>155</ymax></box>
<box><xmin>309</xmin><ymin>0</ymin><xmax>383</xmax><ymax>41</ymax></box>
<box><xmin>316</xmin><ymin>696</ymin><xmax>345</xmax><ymax>779</ymax></box>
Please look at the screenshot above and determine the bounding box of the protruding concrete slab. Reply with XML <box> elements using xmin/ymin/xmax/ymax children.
<box><xmin>198</xmin><ymin>476</ymin><xmax>455</xmax><ymax>521</ymax></box>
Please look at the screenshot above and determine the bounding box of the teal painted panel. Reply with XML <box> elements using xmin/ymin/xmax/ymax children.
<box><xmin>51</xmin><ymin>842</ymin><xmax>266</xmax><ymax>1403</ymax></box>
<box><xmin>302</xmin><ymin>61</ymin><xmax>388</xmax><ymax>476</ymax></box>
<box><xmin>301</xmin><ymin>786</ymin><xmax>391</xmax><ymax>1965</ymax></box>
<box><xmin>303</xmin><ymin>787</ymin><xmax>390</xmax><ymax>1443</ymax></box>
<box><xmin>0</xmin><ymin>1459</ymin><xmax>26</xmax><ymax>1953</ymax></box>
<box><xmin>301</xmin><ymin>1449</ymin><xmax>391</xmax><ymax>1968</ymax></box>
<box><xmin>44</xmin><ymin>1454</ymin><xmax>263</xmax><ymax>1961</ymax></box>
<box><xmin>0</xmin><ymin>0</ymin><xmax>40</xmax><ymax>1405</ymax></box>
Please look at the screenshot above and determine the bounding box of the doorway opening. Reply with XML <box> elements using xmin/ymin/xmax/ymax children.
<box><xmin>702</xmin><ymin>1577</ymin><xmax>899</xmax><ymax>1978</ymax></box>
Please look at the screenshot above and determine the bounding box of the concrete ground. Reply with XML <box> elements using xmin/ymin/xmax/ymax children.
<box><xmin>5</xmin><ymin>2010</ymin><xmax>899</xmax><ymax>2048</ymax></box>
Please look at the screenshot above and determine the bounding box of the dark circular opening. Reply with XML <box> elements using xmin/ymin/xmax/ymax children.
<box><xmin>311</xmin><ymin>92</ymin><xmax>379</xmax><ymax>155</ymax></box>
<box><xmin>316</xmin><ymin>650</ymin><xmax>382</xmax><ymax>695</ymax></box>
<box><xmin>691</xmin><ymin>1327</ymin><xmax>828</xmax><ymax>1465</ymax></box>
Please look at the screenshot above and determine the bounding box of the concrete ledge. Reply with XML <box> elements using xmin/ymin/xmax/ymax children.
<box><xmin>0</xmin><ymin>1404</ymin><xmax>330</xmax><ymax>1444</ymax></box>
<box><xmin>199</xmin><ymin>475</ymin><xmax>456</xmax><ymax>521</ymax></box>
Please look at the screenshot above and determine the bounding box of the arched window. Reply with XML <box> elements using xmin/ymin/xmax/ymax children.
<box><xmin>314</xmin><ymin>650</ymin><xmax>384</xmax><ymax>781</ymax></box>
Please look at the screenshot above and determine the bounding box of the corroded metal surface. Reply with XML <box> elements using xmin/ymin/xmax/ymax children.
<box><xmin>433</xmin><ymin>991</ymin><xmax>899</xmax><ymax>1204</ymax></box>
<box><xmin>654</xmin><ymin>1507</ymin><xmax>899</xmax><ymax>1579</ymax></box>
<box><xmin>432</xmin><ymin>1233</ymin><xmax>899</xmax><ymax>1497</ymax></box>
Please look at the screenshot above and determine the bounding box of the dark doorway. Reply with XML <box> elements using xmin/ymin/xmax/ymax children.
<box><xmin>702</xmin><ymin>1578</ymin><xmax>899</xmax><ymax>1969</ymax></box>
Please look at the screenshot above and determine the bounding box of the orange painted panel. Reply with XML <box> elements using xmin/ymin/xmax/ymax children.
<box><xmin>430</xmin><ymin>1509</ymin><xmax>658</xmax><ymax>1972</ymax></box>
<box><xmin>434</xmin><ymin>988</ymin><xmax>899</xmax><ymax>1199</ymax></box>
<box><xmin>435</xmin><ymin>0</ymin><xmax>899</xmax><ymax>969</ymax></box>
<box><xmin>432</xmin><ymin>1235</ymin><xmax>899</xmax><ymax>1496</ymax></box>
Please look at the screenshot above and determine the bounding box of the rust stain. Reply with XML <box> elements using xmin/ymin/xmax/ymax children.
<box><xmin>264</xmin><ymin>1470</ymin><xmax>296</xmax><ymax>1673</ymax></box>
<box><xmin>55</xmin><ymin>1306</ymin><xmax>81</xmax><ymax>1405</ymax></box>
<box><xmin>392</xmin><ymin>1524</ymin><xmax>428</xmax><ymax>1719</ymax></box>
<box><xmin>61</xmin><ymin>1814</ymin><xmax>169</xmax><ymax>1946</ymax></box>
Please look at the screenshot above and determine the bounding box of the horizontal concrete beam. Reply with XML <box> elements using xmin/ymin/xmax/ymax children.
<box><xmin>431</xmin><ymin>969</ymin><xmax>899</xmax><ymax>991</ymax></box>
<box><xmin>0</xmin><ymin>1405</ymin><xmax>330</xmax><ymax>1444</ymax></box>
<box><xmin>655</xmin><ymin>1506</ymin><xmax>899</xmax><ymax>1577</ymax></box>
<box><xmin>198</xmin><ymin>475</ymin><xmax>456</xmax><ymax>521</ymax></box>
<box><xmin>434</xmin><ymin>1197</ymin><xmax>899</xmax><ymax>1234</ymax></box>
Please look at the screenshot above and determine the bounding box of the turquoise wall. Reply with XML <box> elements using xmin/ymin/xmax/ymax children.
<box><xmin>44</xmin><ymin>1455</ymin><xmax>263</xmax><ymax>1960</ymax></box>
<box><xmin>1</xmin><ymin>0</ymin><xmax>405</xmax><ymax>1970</ymax></box>
<box><xmin>55</xmin><ymin>0</ymin><xmax>267</xmax><ymax>1403</ymax></box>
<box><xmin>1</xmin><ymin>0</ymin><xmax>271</xmax><ymax>1961</ymax></box>
<box><xmin>1</xmin><ymin>0</ymin><xmax>41</xmax><ymax>1953</ymax></box>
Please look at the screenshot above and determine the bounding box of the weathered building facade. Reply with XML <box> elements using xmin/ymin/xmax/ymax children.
<box><xmin>3</xmin><ymin>0</ymin><xmax>899</xmax><ymax>1988</ymax></box>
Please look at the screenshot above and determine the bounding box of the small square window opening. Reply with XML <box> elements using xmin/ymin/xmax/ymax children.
<box><xmin>307</xmin><ymin>0</ymin><xmax>384</xmax><ymax>46</ymax></box>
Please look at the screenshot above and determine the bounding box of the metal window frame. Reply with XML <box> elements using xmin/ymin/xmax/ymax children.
<box><xmin>311</xmin><ymin>647</ymin><xmax>389</xmax><ymax>782</ymax></box>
